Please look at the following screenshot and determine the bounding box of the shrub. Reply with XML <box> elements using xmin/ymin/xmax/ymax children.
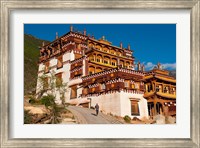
<box><xmin>24</xmin><ymin>110</ymin><xmax>33</xmax><ymax>124</ymax></box>
<box><xmin>41</xmin><ymin>95</ymin><xmax>55</xmax><ymax>107</ymax></box>
<box><xmin>28</xmin><ymin>96</ymin><xmax>37</xmax><ymax>104</ymax></box>
<box><xmin>54</xmin><ymin>106</ymin><xmax>65</xmax><ymax>112</ymax></box>
<box><xmin>123</xmin><ymin>115</ymin><xmax>131</xmax><ymax>123</ymax></box>
<box><xmin>28</xmin><ymin>95</ymin><xmax>41</xmax><ymax>105</ymax></box>
<box><xmin>29</xmin><ymin>98</ymin><xmax>36</xmax><ymax>104</ymax></box>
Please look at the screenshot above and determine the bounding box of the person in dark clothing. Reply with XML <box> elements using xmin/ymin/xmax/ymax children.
<box><xmin>95</xmin><ymin>103</ymin><xmax>99</xmax><ymax>116</ymax></box>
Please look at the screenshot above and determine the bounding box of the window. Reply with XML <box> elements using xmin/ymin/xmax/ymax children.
<box><xmin>45</xmin><ymin>61</ymin><xmax>49</xmax><ymax>73</ymax></box>
<box><xmin>83</xmin><ymin>88</ymin><xmax>88</xmax><ymax>95</ymax></box>
<box><xmin>165</xmin><ymin>86</ymin><xmax>169</xmax><ymax>93</ymax></box>
<box><xmin>96</xmin><ymin>58</ymin><xmax>100</xmax><ymax>62</ymax></box>
<box><xmin>124</xmin><ymin>80</ymin><xmax>129</xmax><ymax>88</ymax></box>
<box><xmin>156</xmin><ymin>86</ymin><xmax>159</xmax><ymax>92</ymax></box>
<box><xmin>134</xmin><ymin>83</ymin><xmax>139</xmax><ymax>89</ymax></box>
<box><xmin>70</xmin><ymin>85</ymin><xmax>77</xmax><ymax>99</ymax></box>
<box><xmin>104</xmin><ymin>60</ymin><xmax>108</xmax><ymax>64</ymax></box>
<box><xmin>57</xmin><ymin>55</ymin><xmax>63</xmax><ymax>69</ymax></box>
<box><xmin>43</xmin><ymin>77</ymin><xmax>49</xmax><ymax>89</ymax></box>
<box><xmin>89</xmin><ymin>66</ymin><xmax>95</xmax><ymax>75</ymax></box>
<box><xmin>172</xmin><ymin>88</ymin><xmax>176</xmax><ymax>94</ymax></box>
<box><xmin>100</xmin><ymin>84</ymin><xmax>106</xmax><ymax>90</ymax></box>
<box><xmin>55</xmin><ymin>73</ymin><xmax>62</xmax><ymax>87</ymax></box>
<box><xmin>89</xmin><ymin>55</ymin><xmax>94</xmax><ymax>61</ymax></box>
<box><xmin>130</xmin><ymin>100</ymin><xmax>140</xmax><ymax>115</ymax></box>
<box><xmin>111</xmin><ymin>62</ymin><xmax>116</xmax><ymax>66</ymax></box>
<box><xmin>77</xmin><ymin>44</ymin><xmax>81</xmax><ymax>49</ymax></box>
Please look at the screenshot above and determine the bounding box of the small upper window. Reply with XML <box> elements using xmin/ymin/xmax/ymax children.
<box><xmin>124</xmin><ymin>81</ymin><xmax>129</xmax><ymax>88</ymax></box>
<box><xmin>100</xmin><ymin>84</ymin><xmax>106</xmax><ymax>90</ymax></box>
<box><xmin>57</xmin><ymin>55</ymin><xmax>63</xmax><ymax>69</ymax></box>
<box><xmin>45</xmin><ymin>61</ymin><xmax>49</xmax><ymax>73</ymax></box>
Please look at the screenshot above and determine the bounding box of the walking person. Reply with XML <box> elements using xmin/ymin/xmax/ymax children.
<box><xmin>95</xmin><ymin>103</ymin><xmax>99</xmax><ymax>116</ymax></box>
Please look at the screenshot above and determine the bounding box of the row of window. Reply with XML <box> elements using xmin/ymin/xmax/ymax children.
<box><xmin>92</xmin><ymin>58</ymin><xmax>117</xmax><ymax>66</ymax></box>
<box><xmin>89</xmin><ymin>44</ymin><xmax>123</xmax><ymax>56</ymax></box>
<box><xmin>84</xmin><ymin>82</ymin><xmax>140</xmax><ymax>93</ymax></box>
<box><xmin>145</xmin><ymin>84</ymin><xmax>176</xmax><ymax>95</ymax></box>
<box><xmin>91</xmin><ymin>59</ymin><xmax>132</xmax><ymax>69</ymax></box>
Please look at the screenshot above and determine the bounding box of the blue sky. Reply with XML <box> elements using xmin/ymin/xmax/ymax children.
<box><xmin>24</xmin><ymin>24</ymin><xmax>176</xmax><ymax>70</ymax></box>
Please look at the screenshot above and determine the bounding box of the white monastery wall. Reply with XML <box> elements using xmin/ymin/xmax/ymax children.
<box><xmin>62</xmin><ymin>64</ymin><xmax>70</xmax><ymax>83</ymax></box>
<box><xmin>119</xmin><ymin>92</ymin><xmax>148</xmax><ymax>119</ymax></box>
<box><xmin>66</xmin><ymin>92</ymin><xmax>148</xmax><ymax>119</ymax></box>
<box><xmin>68</xmin><ymin>78</ymin><xmax>82</xmax><ymax>86</ymax></box>
<box><xmin>90</xmin><ymin>92</ymin><xmax>121</xmax><ymax>116</ymax></box>
<box><xmin>50</xmin><ymin>58</ymin><xmax>57</xmax><ymax>67</ymax></box>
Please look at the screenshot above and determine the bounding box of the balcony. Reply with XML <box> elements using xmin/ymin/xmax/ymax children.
<box><xmin>89</xmin><ymin>60</ymin><xmax>117</xmax><ymax>68</ymax></box>
<box><xmin>156</xmin><ymin>92</ymin><xmax>176</xmax><ymax>99</ymax></box>
<box><xmin>144</xmin><ymin>91</ymin><xmax>155</xmax><ymax>98</ymax></box>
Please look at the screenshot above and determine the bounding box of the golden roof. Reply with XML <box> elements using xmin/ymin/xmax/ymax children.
<box><xmin>155</xmin><ymin>75</ymin><xmax>176</xmax><ymax>83</ymax></box>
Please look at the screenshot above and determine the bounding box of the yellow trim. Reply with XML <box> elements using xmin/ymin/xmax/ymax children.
<box><xmin>144</xmin><ymin>75</ymin><xmax>154</xmax><ymax>80</ymax></box>
<box><xmin>90</xmin><ymin>61</ymin><xmax>117</xmax><ymax>68</ymax></box>
<box><xmin>156</xmin><ymin>92</ymin><xmax>176</xmax><ymax>99</ymax></box>
<box><xmin>143</xmin><ymin>91</ymin><xmax>155</xmax><ymax>98</ymax></box>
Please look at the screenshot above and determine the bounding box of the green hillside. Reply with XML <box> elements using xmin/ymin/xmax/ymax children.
<box><xmin>24</xmin><ymin>34</ymin><xmax>49</xmax><ymax>95</ymax></box>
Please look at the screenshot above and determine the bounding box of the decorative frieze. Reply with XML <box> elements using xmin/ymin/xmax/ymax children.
<box><xmin>61</xmin><ymin>32</ymin><xmax>87</xmax><ymax>41</ymax></box>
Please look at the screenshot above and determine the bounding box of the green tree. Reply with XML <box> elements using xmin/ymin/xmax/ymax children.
<box><xmin>36</xmin><ymin>70</ymin><xmax>68</xmax><ymax>123</ymax></box>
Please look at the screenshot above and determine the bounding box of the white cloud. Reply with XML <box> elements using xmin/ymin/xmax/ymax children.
<box><xmin>144</xmin><ymin>62</ymin><xmax>156</xmax><ymax>70</ymax></box>
<box><xmin>143</xmin><ymin>62</ymin><xmax>176</xmax><ymax>71</ymax></box>
<box><xmin>161</xmin><ymin>63</ymin><xmax>176</xmax><ymax>70</ymax></box>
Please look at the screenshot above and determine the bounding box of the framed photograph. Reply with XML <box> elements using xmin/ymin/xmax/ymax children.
<box><xmin>1</xmin><ymin>0</ymin><xmax>199</xmax><ymax>147</ymax></box>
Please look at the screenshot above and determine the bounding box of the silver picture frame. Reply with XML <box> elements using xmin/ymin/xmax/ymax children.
<box><xmin>0</xmin><ymin>0</ymin><xmax>199</xmax><ymax>147</ymax></box>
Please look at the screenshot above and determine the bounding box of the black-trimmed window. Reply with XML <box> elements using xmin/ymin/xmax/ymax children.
<box><xmin>45</xmin><ymin>61</ymin><xmax>49</xmax><ymax>73</ymax></box>
<box><xmin>55</xmin><ymin>73</ymin><xmax>63</xmax><ymax>87</ymax></box>
<box><xmin>104</xmin><ymin>60</ymin><xmax>108</xmax><ymax>64</ymax></box>
<box><xmin>57</xmin><ymin>55</ymin><xmax>63</xmax><ymax>69</ymax></box>
<box><xmin>96</xmin><ymin>58</ymin><xmax>100</xmax><ymax>62</ymax></box>
<box><xmin>100</xmin><ymin>84</ymin><xmax>106</xmax><ymax>90</ymax></box>
<box><xmin>70</xmin><ymin>85</ymin><xmax>77</xmax><ymax>99</ymax></box>
<box><xmin>111</xmin><ymin>62</ymin><xmax>116</xmax><ymax>66</ymax></box>
<box><xmin>130</xmin><ymin>100</ymin><xmax>140</xmax><ymax>115</ymax></box>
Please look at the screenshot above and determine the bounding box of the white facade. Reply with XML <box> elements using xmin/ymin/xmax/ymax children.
<box><xmin>36</xmin><ymin>51</ymin><xmax>74</xmax><ymax>104</ymax></box>
<box><xmin>66</xmin><ymin>91</ymin><xmax>148</xmax><ymax>119</ymax></box>
<box><xmin>36</xmin><ymin>50</ymin><xmax>149</xmax><ymax>119</ymax></box>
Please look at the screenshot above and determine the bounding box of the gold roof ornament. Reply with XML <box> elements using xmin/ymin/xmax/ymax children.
<box><xmin>128</xmin><ymin>44</ymin><xmax>130</xmax><ymax>50</ymax></box>
<box><xmin>83</xmin><ymin>29</ymin><xmax>86</xmax><ymax>35</ymax></box>
<box><xmin>120</xmin><ymin>42</ymin><xmax>123</xmax><ymax>48</ymax></box>
<box><xmin>157</xmin><ymin>62</ymin><xmax>161</xmax><ymax>69</ymax></box>
<box><xmin>56</xmin><ymin>32</ymin><xmax>58</xmax><ymax>39</ymax></box>
<box><xmin>70</xmin><ymin>25</ymin><xmax>73</xmax><ymax>32</ymax></box>
<box><xmin>137</xmin><ymin>61</ymin><xmax>141</xmax><ymax>71</ymax></box>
